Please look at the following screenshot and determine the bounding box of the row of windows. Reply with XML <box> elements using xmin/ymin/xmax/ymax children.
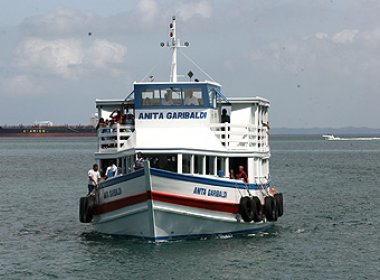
<box><xmin>140</xmin><ymin>88</ymin><xmax>218</xmax><ymax>108</ymax></box>
<box><xmin>109</xmin><ymin>154</ymin><xmax>249</xmax><ymax>177</ymax></box>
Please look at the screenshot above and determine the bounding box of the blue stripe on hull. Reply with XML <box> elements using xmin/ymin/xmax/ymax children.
<box><xmin>99</xmin><ymin>167</ymin><xmax>268</xmax><ymax>190</ymax></box>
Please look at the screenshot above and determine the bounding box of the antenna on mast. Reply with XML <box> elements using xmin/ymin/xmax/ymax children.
<box><xmin>160</xmin><ymin>16</ymin><xmax>189</xmax><ymax>82</ymax></box>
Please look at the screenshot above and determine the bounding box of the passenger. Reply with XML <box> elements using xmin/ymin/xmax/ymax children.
<box><xmin>229</xmin><ymin>168</ymin><xmax>236</xmax><ymax>179</ymax></box>
<box><xmin>221</xmin><ymin>109</ymin><xmax>230</xmax><ymax>145</ymax></box>
<box><xmin>110</xmin><ymin>108</ymin><xmax>124</xmax><ymax>124</ymax></box>
<box><xmin>133</xmin><ymin>152</ymin><xmax>144</xmax><ymax>170</ymax></box>
<box><xmin>95</xmin><ymin>118</ymin><xmax>105</xmax><ymax>130</ymax></box>
<box><xmin>184</xmin><ymin>91</ymin><xmax>199</xmax><ymax>106</ymax></box>
<box><xmin>221</xmin><ymin>109</ymin><xmax>230</xmax><ymax>123</ymax></box>
<box><xmin>143</xmin><ymin>98</ymin><xmax>152</xmax><ymax>106</ymax></box>
<box><xmin>105</xmin><ymin>161</ymin><xmax>118</xmax><ymax>178</ymax></box>
<box><xmin>236</xmin><ymin>165</ymin><xmax>248</xmax><ymax>183</ymax></box>
<box><xmin>87</xmin><ymin>164</ymin><xmax>101</xmax><ymax>195</ymax></box>
<box><xmin>125</xmin><ymin>113</ymin><xmax>135</xmax><ymax>125</ymax></box>
<box><xmin>162</xmin><ymin>90</ymin><xmax>174</xmax><ymax>105</ymax></box>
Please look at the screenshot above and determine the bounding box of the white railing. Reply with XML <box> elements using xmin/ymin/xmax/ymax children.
<box><xmin>210</xmin><ymin>123</ymin><xmax>269</xmax><ymax>151</ymax></box>
<box><xmin>98</xmin><ymin>123</ymin><xmax>134</xmax><ymax>152</ymax></box>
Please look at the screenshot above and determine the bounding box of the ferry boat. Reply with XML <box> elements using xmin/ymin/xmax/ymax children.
<box><xmin>79</xmin><ymin>16</ymin><xmax>283</xmax><ymax>241</ymax></box>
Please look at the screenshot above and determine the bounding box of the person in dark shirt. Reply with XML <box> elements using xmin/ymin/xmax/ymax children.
<box><xmin>221</xmin><ymin>109</ymin><xmax>230</xmax><ymax>123</ymax></box>
<box><xmin>236</xmin><ymin>165</ymin><xmax>248</xmax><ymax>183</ymax></box>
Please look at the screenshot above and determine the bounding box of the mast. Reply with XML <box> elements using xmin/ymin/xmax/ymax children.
<box><xmin>161</xmin><ymin>16</ymin><xmax>189</xmax><ymax>82</ymax></box>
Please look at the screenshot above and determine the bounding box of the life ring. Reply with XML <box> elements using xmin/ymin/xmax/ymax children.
<box><xmin>239</xmin><ymin>196</ymin><xmax>254</xmax><ymax>222</ymax></box>
<box><xmin>79</xmin><ymin>195</ymin><xmax>96</xmax><ymax>223</ymax></box>
<box><xmin>251</xmin><ymin>196</ymin><xmax>263</xmax><ymax>222</ymax></box>
<box><xmin>274</xmin><ymin>193</ymin><xmax>283</xmax><ymax>217</ymax></box>
<box><xmin>264</xmin><ymin>196</ymin><xmax>278</xmax><ymax>221</ymax></box>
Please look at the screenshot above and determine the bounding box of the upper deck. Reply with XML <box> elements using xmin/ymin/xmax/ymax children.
<box><xmin>95</xmin><ymin>80</ymin><xmax>270</xmax><ymax>157</ymax></box>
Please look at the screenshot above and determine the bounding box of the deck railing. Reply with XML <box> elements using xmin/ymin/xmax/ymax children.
<box><xmin>210</xmin><ymin>123</ymin><xmax>269</xmax><ymax>151</ymax></box>
<box><xmin>97</xmin><ymin>123</ymin><xmax>134</xmax><ymax>152</ymax></box>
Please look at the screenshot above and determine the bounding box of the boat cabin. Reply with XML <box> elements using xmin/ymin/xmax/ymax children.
<box><xmin>95</xmin><ymin>80</ymin><xmax>270</xmax><ymax>185</ymax></box>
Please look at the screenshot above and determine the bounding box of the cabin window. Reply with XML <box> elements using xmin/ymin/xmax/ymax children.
<box><xmin>141</xmin><ymin>89</ymin><xmax>161</xmax><ymax>106</ymax></box>
<box><xmin>148</xmin><ymin>154</ymin><xmax>177</xmax><ymax>172</ymax></box>
<box><xmin>184</xmin><ymin>88</ymin><xmax>203</xmax><ymax>106</ymax></box>
<box><xmin>162</xmin><ymin>88</ymin><xmax>183</xmax><ymax>106</ymax></box>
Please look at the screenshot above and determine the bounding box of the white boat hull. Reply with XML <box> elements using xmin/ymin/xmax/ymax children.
<box><xmin>92</xmin><ymin>167</ymin><xmax>274</xmax><ymax>241</ymax></box>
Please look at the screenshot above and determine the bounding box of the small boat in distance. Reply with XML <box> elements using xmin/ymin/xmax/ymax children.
<box><xmin>322</xmin><ymin>134</ymin><xmax>380</xmax><ymax>141</ymax></box>
<box><xmin>322</xmin><ymin>134</ymin><xmax>341</xmax><ymax>141</ymax></box>
<box><xmin>79</xmin><ymin>16</ymin><xmax>284</xmax><ymax>241</ymax></box>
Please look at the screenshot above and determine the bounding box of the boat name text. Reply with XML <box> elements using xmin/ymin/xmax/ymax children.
<box><xmin>103</xmin><ymin>187</ymin><xmax>122</xmax><ymax>199</ymax></box>
<box><xmin>138</xmin><ymin>112</ymin><xmax>207</xmax><ymax>120</ymax></box>
<box><xmin>193</xmin><ymin>187</ymin><xmax>227</xmax><ymax>198</ymax></box>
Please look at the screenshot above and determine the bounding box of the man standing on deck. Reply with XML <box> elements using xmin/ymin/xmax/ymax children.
<box><xmin>88</xmin><ymin>164</ymin><xmax>100</xmax><ymax>194</ymax></box>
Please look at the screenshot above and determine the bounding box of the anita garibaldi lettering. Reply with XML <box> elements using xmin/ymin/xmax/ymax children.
<box><xmin>138</xmin><ymin>111</ymin><xmax>207</xmax><ymax>120</ymax></box>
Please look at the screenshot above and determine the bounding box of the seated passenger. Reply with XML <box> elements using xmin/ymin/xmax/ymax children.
<box><xmin>143</xmin><ymin>98</ymin><xmax>152</xmax><ymax>106</ymax></box>
<box><xmin>184</xmin><ymin>91</ymin><xmax>199</xmax><ymax>106</ymax></box>
<box><xmin>162</xmin><ymin>90</ymin><xmax>174</xmax><ymax>105</ymax></box>
<box><xmin>133</xmin><ymin>152</ymin><xmax>144</xmax><ymax>170</ymax></box>
<box><xmin>106</xmin><ymin>161</ymin><xmax>118</xmax><ymax>178</ymax></box>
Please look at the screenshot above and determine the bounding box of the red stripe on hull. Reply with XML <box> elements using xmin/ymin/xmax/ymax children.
<box><xmin>95</xmin><ymin>192</ymin><xmax>149</xmax><ymax>214</ymax></box>
<box><xmin>95</xmin><ymin>191</ymin><xmax>239</xmax><ymax>215</ymax></box>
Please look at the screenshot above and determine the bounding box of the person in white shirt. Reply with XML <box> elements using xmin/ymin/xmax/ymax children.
<box><xmin>162</xmin><ymin>90</ymin><xmax>174</xmax><ymax>105</ymax></box>
<box><xmin>184</xmin><ymin>91</ymin><xmax>199</xmax><ymax>106</ymax></box>
<box><xmin>88</xmin><ymin>164</ymin><xmax>101</xmax><ymax>194</ymax></box>
<box><xmin>133</xmin><ymin>152</ymin><xmax>144</xmax><ymax>170</ymax></box>
<box><xmin>106</xmin><ymin>161</ymin><xmax>118</xmax><ymax>178</ymax></box>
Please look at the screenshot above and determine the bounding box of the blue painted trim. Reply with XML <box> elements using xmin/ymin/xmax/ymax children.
<box><xmin>150</xmin><ymin>168</ymin><xmax>259</xmax><ymax>190</ymax></box>
<box><xmin>98</xmin><ymin>169</ymin><xmax>144</xmax><ymax>189</ymax></box>
<box><xmin>98</xmin><ymin>168</ymin><xmax>270</xmax><ymax>190</ymax></box>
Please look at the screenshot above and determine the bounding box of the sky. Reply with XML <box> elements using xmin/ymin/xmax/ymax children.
<box><xmin>1</xmin><ymin>0</ymin><xmax>380</xmax><ymax>128</ymax></box>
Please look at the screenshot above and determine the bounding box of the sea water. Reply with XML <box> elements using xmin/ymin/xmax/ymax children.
<box><xmin>0</xmin><ymin>136</ymin><xmax>379</xmax><ymax>279</ymax></box>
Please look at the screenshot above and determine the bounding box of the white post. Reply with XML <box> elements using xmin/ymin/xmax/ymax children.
<box><xmin>225</xmin><ymin>158</ymin><xmax>230</xmax><ymax>178</ymax></box>
<box><xmin>116</xmin><ymin>123</ymin><xmax>120</xmax><ymax>150</ymax></box>
<box><xmin>177</xmin><ymin>153</ymin><xmax>183</xmax><ymax>174</ymax></box>
<box><xmin>202</xmin><ymin>156</ymin><xmax>206</xmax><ymax>175</ymax></box>
<box><xmin>213</xmin><ymin>157</ymin><xmax>218</xmax><ymax>175</ymax></box>
<box><xmin>248</xmin><ymin>158</ymin><xmax>254</xmax><ymax>184</ymax></box>
<box><xmin>170</xmin><ymin>16</ymin><xmax>177</xmax><ymax>82</ymax></box>
<box><xmin>190</xmin><ymin>154</ymin><xmax>194</xmax><ymax>174</ymax></box>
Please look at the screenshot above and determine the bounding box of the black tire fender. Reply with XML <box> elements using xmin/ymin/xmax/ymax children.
<box><xmin>251</xmin><ymin>196</ymin><xmax>263</xmax><ymax>222</ymax></box>
<box><xmin>265</xmin><ymin>196</ymin><xmax>278</xmax><ymax>221</ymax></box>
<box><xmin>239</xmin><ymin>196</ymin><xmax>254</xmax><ymax>222</ymax></box>
<box><xmin>274</xmin><ymin>193</ymin><xmax>284</xmax><ymax>217</ymax></box>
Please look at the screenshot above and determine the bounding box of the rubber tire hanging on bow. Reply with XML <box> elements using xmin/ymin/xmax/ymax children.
<box><xmin>79</xmin><ymin>195</ymin><xmax>95</xmax><ymax>223</ymax></box>
<box><xmin>251</xmin><ymin>196</ymin><xmax>263</xmax><ymax>222</ymax></box>
<box><xmin>239</xmin><ymin>196</ymin><xmax>255</xmax><ymax>222</ymax></box>
<box><xmin>274</xmin><ymin>193</ymin><xmax>284</xmax><ymax>217</ymax></box>
<box><xmin>264</xmin><ymin>196</ymin><xmax>278</xmax><ymax>221</ymax></box>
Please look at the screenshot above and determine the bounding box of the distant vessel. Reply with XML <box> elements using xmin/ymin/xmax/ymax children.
<box><xmin>322</xmin><ymin>134</ymin><xmax>380</xmax><ymax>141</ymax></box>
<box><xmin>322</xmin><ymin>134</ymin><xmax>341</xmax><ymax>140</ymax></box>
<box><xmin>0</xmin><ymin>121</ymin><xmax>96</xmax><ymax>137</ymax></box>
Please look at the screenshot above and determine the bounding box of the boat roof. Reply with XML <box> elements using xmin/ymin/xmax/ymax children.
<box><xmin>133</xmin><ymin>80</ymin><xmax>222</xmax><ymax>87</ymax></box>
<box><xmin>227</xmin><ymin>97</ymin><xmax>270</xmax><ymax>106</ymax></box>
